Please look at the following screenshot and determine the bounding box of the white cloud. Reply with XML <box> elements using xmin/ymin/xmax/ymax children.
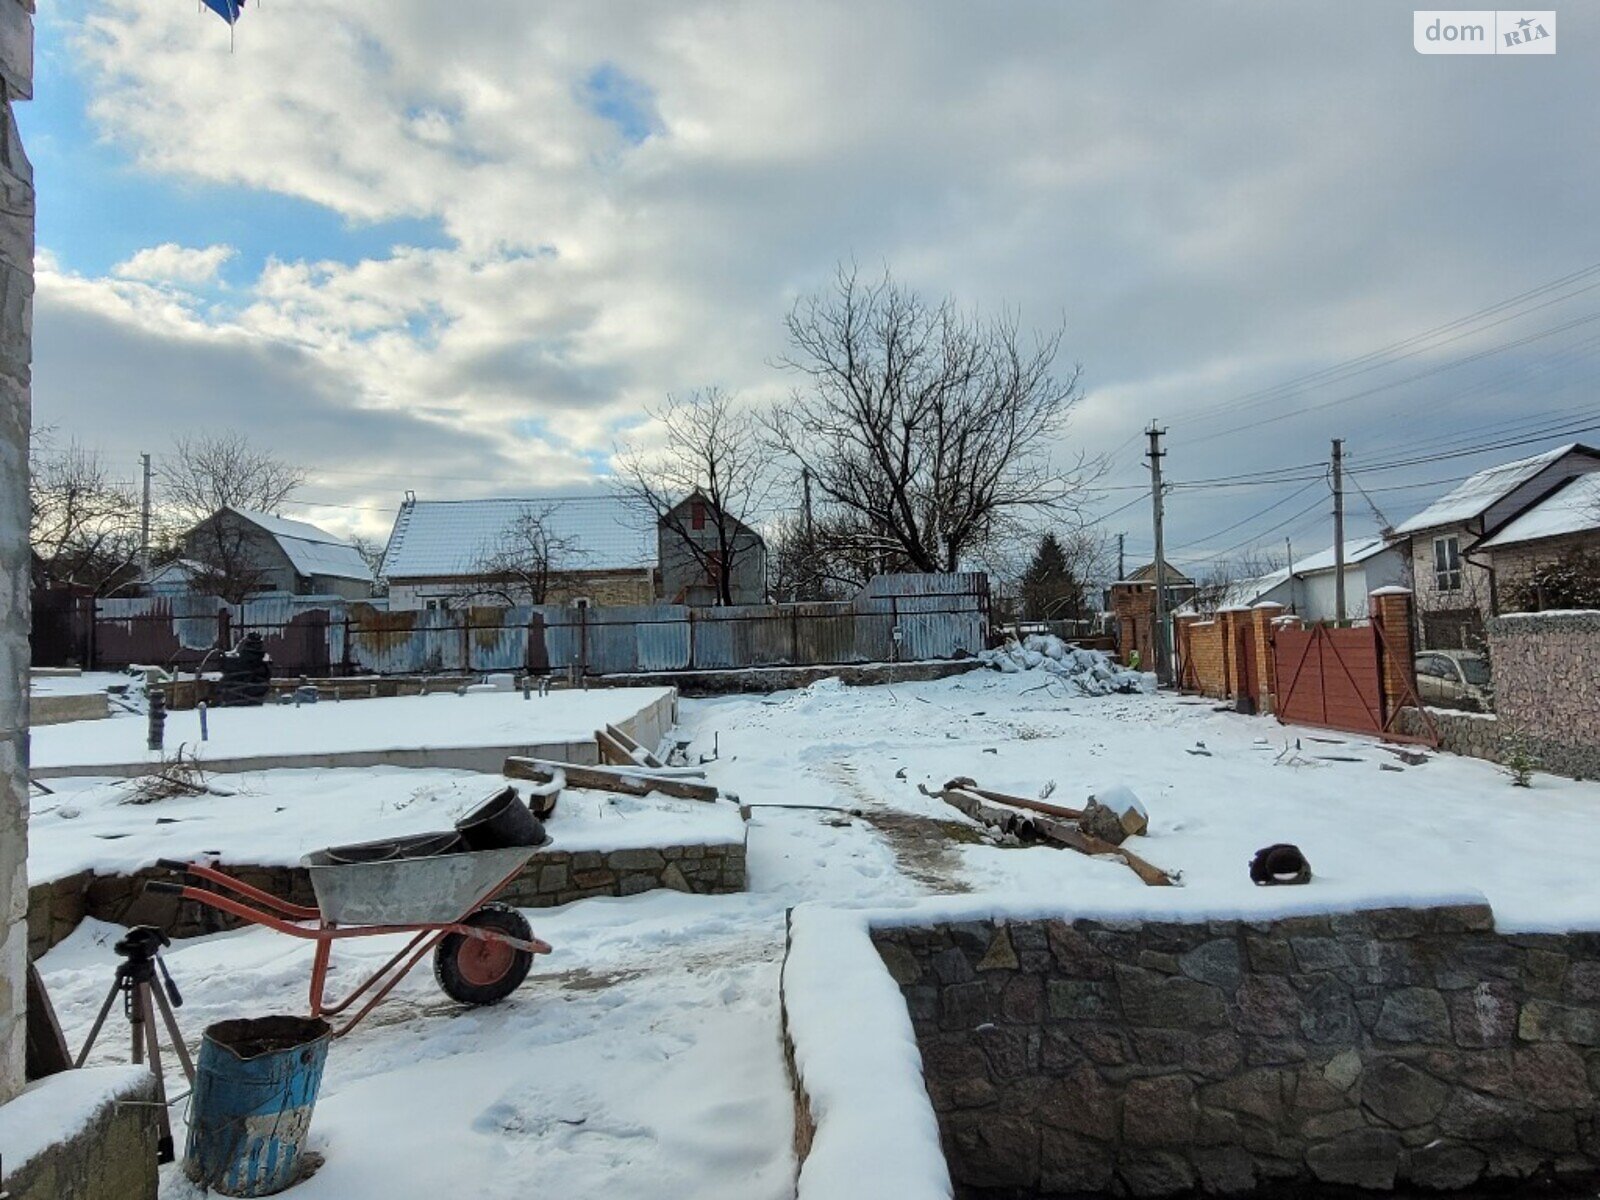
<box><xmin>37</xmin><ymin>0</ymin><xmax>1600</xmax><ymax>554</ymax></box>
<box><xmin>112</xmin><ymin>242</ymin><xmax>237</xmax><ymax>286</ymax></box>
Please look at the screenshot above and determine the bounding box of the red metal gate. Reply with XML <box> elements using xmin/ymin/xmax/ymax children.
<box><xmin>1273</xmin><ymin>624</ymin><xmax>1384</xmax><ymax>735</ymax></box>
<box><xmin>1270</xmin><ymin>621</ymin><xmax>1435</xmax><ymax>745</ymax></box>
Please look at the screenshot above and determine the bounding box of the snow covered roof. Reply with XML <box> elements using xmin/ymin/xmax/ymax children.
<box><xmin>381</xmin><ymin>496</ymin><xmax>657</xmax><ymax>579</ymax></box>
<box><xmin>1478</xmin><ymin>473</ymin><xmax>1600</xmax><ymax>550</ymax></box>
<box><xmin>1289</xmin><ymin>538</ymin><xmax>1394</xmax><ymax>575</ymax></box>
<box><xmin>229</xmin><ymin>508</ymin><xmax>372</xmax><ymax>583</ymax></box>
<box><xmin>1393</xmin><ymin>444</ymin><xmax>1589</xmax><ymax>535</ymax></box>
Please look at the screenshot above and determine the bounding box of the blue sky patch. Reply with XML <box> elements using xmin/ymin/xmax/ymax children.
<box><xmin>579</xmin><ymin>64</ymin><xmax>662</xmax><ymax>146</ymax></box>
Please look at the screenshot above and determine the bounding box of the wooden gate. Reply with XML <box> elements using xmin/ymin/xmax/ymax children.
<box><xmin>1236</xmin><ymin>620</ymin><xmax>1258</xmax><ymax>713</ymax></box>
<box><xmin>1271</xmin><ymin>623</ymin><xmax>1391</xmax><ymax>739</ymax></box>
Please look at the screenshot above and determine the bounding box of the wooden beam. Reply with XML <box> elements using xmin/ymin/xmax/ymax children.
<box><xmin>605</xmin><ymin>723</ymin><xmax>665</xmax><ymax>768</ymax></box>
<box><xmin>504</xmin><ymin>757</ymin><xmax>721</xmax><ymax>803</ymax></box>
<box><xmin>26</xmin><ymin>962</ymin><xmax>72</xmax><ymax>1080</ymax></box>
<box><xmin>944</xmin><ymin>777</ymin><xmax>1085</xmax><ymax>821</ymax></box>
<box><xmin>927</xmin><ymin>784</ymin><xmax>1176</xmax><ymax>887</ymax></box>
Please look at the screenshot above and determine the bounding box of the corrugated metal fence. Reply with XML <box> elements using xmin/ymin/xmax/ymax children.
<box><xmin>91</xmin><ymin>574</ymin><xmax>989</xmax><ymax>677</ymax></box>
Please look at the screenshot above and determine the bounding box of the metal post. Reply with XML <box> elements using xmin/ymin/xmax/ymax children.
<box><xmin>1146</xmin><ymin>422</ymin><xmax>1171</xmax><ymax>686</ymax></box>
<box><xmin>1332</xmin><ymin>438</ymin><xmax>1347</xmax><ymax>624</ymax></box>
<box><xmin>139</xmin><ymin>451</ymin><xmax>153</xmax><ymax>577</ymax></box>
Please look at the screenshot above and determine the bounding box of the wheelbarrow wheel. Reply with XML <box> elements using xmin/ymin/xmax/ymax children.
<box><xmin>433</xmin><ymin>904</ymin><xmax>534</xmax><ymax>1005</ymax></box>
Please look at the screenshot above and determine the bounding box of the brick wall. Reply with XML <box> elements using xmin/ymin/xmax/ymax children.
<box><xmin>1488</xmin><ymin>610</ymin><xmax>1600</xmax><ymax>780</ymax></box>
<box><xmin>873</xmin><ymin>904</ymin><xmax>1600</xmax><ymax>1197</ymax></box>
<box><xmin>1112</xmin><ymin>585</ymin><xmax>1156</xmax><ymax>668</ymax></box>
<box><xmin>0</xmin><ymin>0</ymin><xmax>30</xmax><ymax>1109</ymax></box>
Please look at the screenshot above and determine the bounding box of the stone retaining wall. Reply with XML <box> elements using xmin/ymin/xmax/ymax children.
<box><xmin>1488</xmin><ymin>611</ymin><xmax>1600</xmax><ymax>780</ymax></box>
<box><xmin>28</xmin><ymin>838</ymin><xmax>746</xmax><ymax>957</ymax></box>
<box><xmin>872</xmin><ymin>904</ymin><xmax>1600</xmax><ymax>1197</ymax></box>
<box><xmin>1396</xmin><ymin>706</ymin><xmax>1503</xmax><ymax>765</ymax></box>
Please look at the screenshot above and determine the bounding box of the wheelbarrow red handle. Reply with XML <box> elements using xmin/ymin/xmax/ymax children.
<box><xmin>154</xmin><ymin>861</ymin><xmax>321</xmax><ymax>922</ymax></box>
<box><xmin>145</xmin><ymin>880</ymin><xmax>185</xmax><ymax>896</ymax></box>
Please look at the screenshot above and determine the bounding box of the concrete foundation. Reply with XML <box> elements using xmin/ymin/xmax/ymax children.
<box><xmin>0</xmin><ymin>1068</ymin><xmax>159</xmax><ymax>1200</ymax></box>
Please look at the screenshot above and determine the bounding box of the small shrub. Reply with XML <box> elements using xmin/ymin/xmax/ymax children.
<box><xmin>1502</xmin><ymin>731</ymin><xmax>1539</xmax><ymax>788</ymax></box>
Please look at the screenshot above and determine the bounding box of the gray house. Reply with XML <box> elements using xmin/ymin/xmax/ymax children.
<box><xmin>177</xmin><ymin>507</ymin><xmax>374</xmax><ymax>601</ymax></box>
<box><xmin>1393</xmin><ymin>443</ymin><xmax>1600</xmax><ymax>646</ymax></box>
<box><xmin>658</xmin><ymin>493</ymin><xmax>767</xmax><ymax>606</ymax></box>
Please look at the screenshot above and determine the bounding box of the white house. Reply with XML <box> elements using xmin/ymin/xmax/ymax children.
<box><xmin>1179</xmin><ymin>538</ymin><xmax>1406</xmax><ymax>623</ymax></box>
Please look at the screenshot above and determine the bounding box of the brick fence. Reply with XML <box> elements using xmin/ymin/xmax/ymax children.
<box><xmin>1174</xmin><ymin>590</ymin><xmax>1418</xmax><ymax>730</ymax></box>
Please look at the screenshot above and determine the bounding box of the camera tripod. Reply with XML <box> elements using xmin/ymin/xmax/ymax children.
<box><xmin>75</xmin><ymin>926</ymin><xmax>196</xmax><ymax>1163</ymax></box>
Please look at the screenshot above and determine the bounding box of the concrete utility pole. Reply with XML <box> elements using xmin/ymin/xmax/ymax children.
<box><xmin>140</xmin><ymin>451</ymin><xmax>153</xmax><ymax>576</ymax></box>
<box><xmin>1331</xmin><ymin>438</ymin><xmax>1346</xmax><ymax>623</ymax></box>
<box><xmin>1116</xmin><ymin>532</ymin><xmax>1125</xmax><ymax>583</ymax></box>
<box><xmin>1285</xmin><ymin>535</ymin><xmax>1296</xmax><ymax>614</ymax></box>
<box><xmin>1146</xmin><ymin>422</ymin><xmax>1170</xmax><ymax>686</ymax></box>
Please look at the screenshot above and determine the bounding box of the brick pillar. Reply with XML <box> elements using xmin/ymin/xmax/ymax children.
<box><xmin>1370</xmin><ymin>587</ymin><xmax>1417</xmax><ymax>720</ymax></box>
<box><xmin>1251</xmin><ymin>603</ymin><xmax>1283</xmax><ymax>713</ymax></box>
<box><xmin>0</xmin><ymin>0</ymin><xmax>31</xmax><ymax>1107</ymax></box>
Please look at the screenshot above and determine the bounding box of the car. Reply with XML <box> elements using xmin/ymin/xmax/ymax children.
<box><xmin>1414</xmin><ymin>650</ymin><xmax>1491</xmax><ymax>711</ymax></box>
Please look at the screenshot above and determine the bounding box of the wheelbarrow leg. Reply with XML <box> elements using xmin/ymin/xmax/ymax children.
<box><xmin>309</xmin><ymin>936</ymin><xmax>334</xmax><ymax>1019</ymax></box>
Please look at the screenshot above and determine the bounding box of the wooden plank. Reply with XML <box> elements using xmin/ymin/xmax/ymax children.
<box><xmin>504</xmin><ymin>757</ymin><xmax>721</xmax><ymax>802</ymax></box>
<box><xmin>943</xmin><ymin>777</ymin><xmax>1085</xmax><ymax>821</ymax></box>
<box><xmin>26</xmin><ymin>962</ymin><xmax>72</xmax><ymax>1080</ymax></box>
<box><xmin>595</xmin><ymin>728</ymin><xmax>635</xmax><ymax>767</ymax></box>
<box><xmin>605</xmin><ymin>723</ymin><xmax>665</xmax><ymax>768</ymax></box>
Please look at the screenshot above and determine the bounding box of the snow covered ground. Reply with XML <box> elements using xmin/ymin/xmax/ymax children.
<box><xmin>34</xmin><ymin>668</ymin><xmax>1600</xmax><ymax>1198</ymax></box>
<box><xmin>29</xmin><ymin>670</ymin><xmax>137</xmax><ymax>698</ymax></box>
<box><xmin>30</xmin><ymin>686</ymin><xmax>674</xmax><ymax>769</ymax></box>
<box><xmin>29</xmin><ymin>768</ymin><xmax>744</xmax><ymax>884</ymax></box>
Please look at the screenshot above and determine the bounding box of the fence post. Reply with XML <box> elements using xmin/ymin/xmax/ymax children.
<box><xmin>687</xmin><ymin>609</ymin><xmax>695</xmax><ymax>672</ymax></box>
<box><xmin>579</xmin><ymin>603</ymin><xmax>589</xmax><ymax>677</ymax></box>
<box><xmin>1370</xmin><ymin>587</ymin><xmax>1417</xmax><ymax>722</ymax></box>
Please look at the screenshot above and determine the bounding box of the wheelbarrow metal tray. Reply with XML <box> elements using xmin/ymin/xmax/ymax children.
<box><xmin>302</xmin><ymin>841</ymin><xmax>539</xmax><ymax>925</ymax></box>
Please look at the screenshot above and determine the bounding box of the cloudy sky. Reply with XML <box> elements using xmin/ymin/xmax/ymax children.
<box><xmin>22</xmin><ymin>1</ymin><xmax>1600</xmax><ymax>574</ymax></box>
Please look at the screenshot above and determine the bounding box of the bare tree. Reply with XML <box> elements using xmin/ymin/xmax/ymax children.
<box><xmin>617</xmin><ymin>388</ymin><xmax>772</xmax><ymax>606</ymax></box>
<box><xmin>451</xmin><ymin>507</ymin><xmax>583</xmax><ymax>607</ymax></box>
<box><xmin>769</xmin><ymin>265</ymin><xmax>1101</xmax><ymax>575</ymax></box>
<box><xmin>350</xmin><ymin>534</ymin><xmax>390</xmax><ymax>598</ymax></box>
<box><xmin>1189</xmin><ymin>551</ymin><xmax>1286</xmax><ymax>616</ymax></box>
<box><xmin>157</xmin><ymin>432</ymin><xmax>307</xmax><ymax>603</ymax></box>
<box><xmin>29</xmin><ymin>434</ymin><xmax>143</xmax><ymax>594</ymax></box>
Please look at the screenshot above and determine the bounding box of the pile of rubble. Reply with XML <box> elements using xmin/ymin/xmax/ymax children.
<box><xmin>975</xmin><ymin>634</ymin><xmax>1155</xmax><ymax>695</ymax></box>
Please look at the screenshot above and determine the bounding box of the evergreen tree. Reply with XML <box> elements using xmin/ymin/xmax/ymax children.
<box><xmin>1019</xmin><ymin>532</ymin><xmax>1085</xmax><ymax>620</ymax></box>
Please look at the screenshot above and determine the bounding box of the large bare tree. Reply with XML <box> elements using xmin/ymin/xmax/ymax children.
<box><xmin>157</xmin><ymin>432</ymin><xmax>307</xmax><ymax>602</ymax></box>
<box><xmin>617</xmin><ymin>388</ymin><xmax>772</xmax><ymax>606</ymax></box>
<box><xmin>769</xmin><ymin>265</ymin><xmax>1100</xmax><ymax>575</ymax></box>
<box><xmin>452</xmin><ymin>506</ymin><xmax>583</xmax><ymax>607</ymax></box>
<box><xmin>29</xmin><ymin>434</ymin><xmax>143</xmax><ymax>594</ymax></box>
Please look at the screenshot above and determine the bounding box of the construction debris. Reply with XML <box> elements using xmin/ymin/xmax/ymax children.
<box><xmin>923</xmin><ymin>779</ymin><xmax>1176</xmax><ymax>887</ymax></box>
<box><xmin>504</xmin><ymin>757</ymin><xmax>724</xmax><ymax>803</ymax></box>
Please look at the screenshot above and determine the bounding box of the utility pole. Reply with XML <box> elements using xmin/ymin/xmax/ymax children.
<box><xmin>1285</xmin><ymin>535</ymin><xmax>1295</xmax><ymax>614</ymax></box>
<box><xmin>1146</xmin><ymin>422</ymin><xmax>1170</xmax><ymax>686</ymax></box>
<box><xmin>1116</xmin><ymin>532</ymin><xmax>1125</xmax><ymax>583</ymax></box>
<box><xmin>1331</xmin><ymin>438</ymin><xmax>1346</xmax><ymax>623</ymax></box>
<box><xmin>139</xmin><ymin>451</ymin><xmax>153</xmax><ymax>576</ymax></box>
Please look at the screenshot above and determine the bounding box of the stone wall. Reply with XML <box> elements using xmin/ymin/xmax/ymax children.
<box><xmin>27</xmin><ymin>837</ymin><xmax>748</xmax><ymax>956</ymax></box>
<box><xmin>0</xmin><ymin>0</ymin><xmax>30</xmax><ymax>1110</ymax></box>
<box><xmin>1488</xmin><ymin>610</ymin><xmax>1600</xmax><ymax>780</ymax></box>
<box><xmin>872</xmin><ymin>904</ymin><xmax>1600</xmax><ymax>1197</ymax></box>
<box><xmin>1395</xmin><ymin>705</ymin><xmax>1503</xmax><ymax>765</ymax></box>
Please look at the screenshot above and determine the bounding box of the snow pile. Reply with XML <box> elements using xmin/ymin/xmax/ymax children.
<box><xmin>976</xmin><ymin>634</ymin><xmax>1155</xmax><ymax>695</ymax></box>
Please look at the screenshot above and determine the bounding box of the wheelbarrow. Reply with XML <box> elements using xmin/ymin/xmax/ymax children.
<box><xmin>146</xmin><ymin>833</ymin><xmax>552</xmax><ymax>1037</ymax></box>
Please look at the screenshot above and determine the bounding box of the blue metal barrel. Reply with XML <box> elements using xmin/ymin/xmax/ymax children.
<box><xmin>183</xmin><ymin>1015</ymin><xmax>332</xmax><ymax>1197</ymax></box>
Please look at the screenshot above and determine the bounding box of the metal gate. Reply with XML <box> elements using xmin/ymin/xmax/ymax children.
<box><xmin>1273</xmin><ymin>624</ymin><xmax>1383</xmax><ymax>735</ymax></box>
<box><xmin>1271</xmin><ymin>622</ymin><xmax>1434</xmax><ymax>743</ymax></box>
